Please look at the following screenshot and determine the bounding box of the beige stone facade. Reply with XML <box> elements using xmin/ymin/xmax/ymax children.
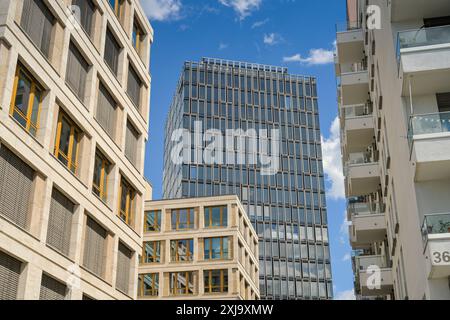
<box><xmin>138</xmin><ymin>195</ymin><xmax>260</xmax><ymax>300</ymax></box>
<box><xmin>336</xmin><ymin>0</ymin><xmax>450</xmax><ymax>300</ymax></box>
<box><xmin>0</xmin><ymin>0</ymin><xmax>153</xmax><ymax>300</ymax></box>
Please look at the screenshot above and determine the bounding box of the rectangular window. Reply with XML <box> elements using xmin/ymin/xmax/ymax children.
<box><xmin>54</xmin><ymin>111</ymin><xmax>81</xmax><ymax>174</ymax></box>
<box><xmin>144</xmin><ymin>210</ymin><xmax>161</xmax><ymax>232</ymax></box>
<box><xmin>116</xmin><ymin>242</ymin><xmax>132</xmax><ymax>295</ymax></box>
<box><xmin>204</xmin><ymin>237</ymin><xmax>229</xmax><ymax>260</ymax></box>
<box><xmin>104</xmin><ymin>28</ymin><xmax>121</xmax><ymax>75</ymax></box>
<box><xmin>66</xmin><ymin>42</ymin><xmax>89</xmax><ymax>102</ymax></box>
<box><xmin>46</xmin><ymin>189</ymin><xmax>75</xmax><ymax>256</ymax></box>
<box><xmin>119</xmin><ymin>177</ymin><xmax>135</xmax><ymax>226</ymax></box>
<box><xmin>127</xmin><ymin>63</ymin><xmax>142</xmax><ymax>109</ymax></box>
<box><xmin>10</xmin><ymin>65</ymin><xmax>43</xmax><ymax>136</ymax></box>
<box><xmin>125</xmin><ymin>121</ymin><xmax>139</xmax><ymax>167</ymax></box>
<box><xmin>72</xmin><ymin>0</ymin><xmax>95</xmax><ymax>36</ymax></box>
<box><xmin>108</xmin><ymin>0</ymin><xmax>125</xmax><ymax>20</ymax></box>
<box><xmin>92</xmin><ymin>151</ymin><xmax>110</xmax><ymax>202</ymax></box>
<box><xmin>171</xmin><ymin>208</ymin><xmax>195</xmax><ymax>230</ymax></box>
<box><xmin>142</xmin><ymin>241</ymin><xmax>160</xmax><ymax>263</ymax></box>
<box><xmin>83</xmin><ymin>216</ymin><xmax>107</xmax><ymax>278</ymax></box>
<box><xmin>132</xmin><ymin>20</ymin><xmax>144</xmax><ymax>53</ymax></box>
<box><xmin>170</xmin><ymin>272</ymin><xmax>195</xmax><ymax>296</ymax></box>
<box><xmin>20</xmin><ymin>0</ymin><xmax>55</xmax><ymax>58</ymax></box>
<box><xmin>138</xmin><ymin>273</ymin><xmax>159</xmax><ymax>297</ymax></box>
<box><xmin>0</xmin><ymin>251</ymin><xmax>22</xmax><ymax>300</ymax></box>
<box><xmin>39</xmin><ymin>274</ymin><xmax>67</xmax><ymax>300</ymax></box>
<box><xmin>96</xmin><ymin>82</ymin><xmax>117</xmax><ymax>139</ymax></box>
<box><xmin>170</xmin><ymin>239</ymin><xmax>194</xmax><ymax>262</ymax></box>
<box><xmin>204</xmin><ymin>269</ymin><xmax>228</xmax><ymax>294</ymax></box>
<box><xmin>204</xmin><ymin>206</ymin><xmax>227</xmax><ymax>228</ymax></box>
<box><xmin>0</xmin><ymin>145</ymin><xmax>34</xmax><ymax>229</ymax></box>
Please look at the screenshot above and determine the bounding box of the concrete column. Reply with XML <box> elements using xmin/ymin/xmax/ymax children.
<box><xmin>21</xmin><ymin>263</ymin><xmax>43</xmax><ymax>300</ymax></box>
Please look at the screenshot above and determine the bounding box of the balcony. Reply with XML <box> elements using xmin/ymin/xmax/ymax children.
<box><xmin>345</xmin><ymin>151</ymin><xmax>380</xmax><ymax>197</ymax></box>
<box><xmin>391</xmin><ymin>0</ymin><xmax>450</xmax><ymax>23</ymax></box>
<box><xmin>339</xmin><ymin>62</ymin><xmax>369</xmax><ymax>106</ymax></box>
<box><xmin>354</xmin><ymin>254</ymin><xmax>393</xmax><ymax>296</ymax></box>
<box><xmin>408</xmin><ymin>112</ymin><xmax>450</xmax><ymax>181</ymax></box>
<box><xmin>341</xmin><ymin>103</ymin><xmax>374</xmax><ymax>149</ymax></box>
<box><xmin>397</xmin><ymin>25</ymin><xmax>450</xmax><ymax>96</ymax></box>
<box><xmin>348</xmin><ymin>202</ymin><xmax>386</xmax><ymax>248</ymax></box>
<box><xmin>336</xmin><ymin>21</ymin><xmax>365</xmax><ymax>76</ymax></box>
<box><xmin>422</xmin><ymin>213</ymin><xmax>450</xmax><ymax>279</ymax></box>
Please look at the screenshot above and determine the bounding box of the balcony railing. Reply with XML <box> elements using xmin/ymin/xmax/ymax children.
<box><xmin>354</xmin><ymin>253</ymin><xmax>390</xmax><ymax>271</ymax></box>
<box><xmin>347</xmin><ymin>150</ymin><xmax>377</xmax><ymax>165</ymax></box>
<box><xmin>343</xmin><ymin>103</ymin><xmax>373</xmax><ymax>119</ymax></box>
<box><xmin>398</xmin><ymin>25</ymin><xmax>450</xmax><ymax>51</ymax></box>
<box><xmin>421</xmin><ymin>213</ymin><xmax>450</xmax><ymax>242</ymax></box>
<box><xmin>340</xmin><ymin>61</ymin><xmax>368</xmax><ymax>74</ymax></box>
<box><xmin>336</xmin><ymin>21</ymin><xmax>362</xmax><ymax>33</ymax></box>
<box><xmin>348</xmin><ymin>201</ymin><xmax>383</xmax><ymax>217</ymax></box>
<box><xmin>407</xmin><ymin>111</ymin><xmax>450</xmax><ymax>148</ymax></box>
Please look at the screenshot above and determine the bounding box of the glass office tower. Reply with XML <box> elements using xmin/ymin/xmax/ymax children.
<box><xmin>163</xmin><ymin>58</ymin><xmax>333</xmax><ymax>300</ymax></box>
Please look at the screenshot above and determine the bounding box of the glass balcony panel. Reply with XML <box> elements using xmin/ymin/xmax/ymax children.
<box><xmin>422</xmin><ymin>213</ymin><xmax>450</xmax><ymax>238</ymax></box>
<box><xmin>398</xmin><ymin>25</ymin><xmax>450</xmax><ymax>50</ymax></box>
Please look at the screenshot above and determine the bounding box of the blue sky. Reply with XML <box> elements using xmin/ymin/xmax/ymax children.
<box><xmin>141</xmin><ymin>0</ymin><xmax>353</xmax><ymax>300</ymax></box>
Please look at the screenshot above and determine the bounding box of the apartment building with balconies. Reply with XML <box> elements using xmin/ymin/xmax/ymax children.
<box><xmin>336</xmin><ymin>0</ymin><xmax>450</xmax><ymax>300</ymax></box>
<box><xmin>138</xmin><ymin>195</ymin><xmax>260</xmax><ymax>300</ymax></box>
<box><xmin>0</xmin><ymin>0</ymin><xmax>153</xmax><ymax>300</ymax></box>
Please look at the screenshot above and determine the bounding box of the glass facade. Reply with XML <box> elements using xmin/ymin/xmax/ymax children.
<box><xmin>163</xmin><ymin>58</ymin><xmax>332</xmax><ymax>299</ymax></box>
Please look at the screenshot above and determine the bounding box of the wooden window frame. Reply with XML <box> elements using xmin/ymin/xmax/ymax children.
<box><xmin>118</xmin><ymin>177</ymin><xmax>135</xmax><ymax>226</ymax></box>
<box><xmin>142</xmin><ymin>241</ymin><xmax>160</xmax><ymax>264</ymax></box>
<box><xmin>170</xmin><ymin>271</ymin><xmax>195</xmax><ymax>296</ymax></box>
<box><xmin>132</xmin><ymin>19</ymin><xmax>144</xmax><ymax>53</ymax></box>
<box><xmin>92</xmin><ymin>151</ymin><xmax>110</xmax><ymax>201</ymax></box>
<box><xmin>54</xmin><ymin>111</ymin><xmax>81</xmax><ymax>174</ymax></box>
<box><xmin>204</xmin><ymin>206</ymin><xmax>227</xmax><ymax>228</ymax></box>
<box><xmin>171</xmin><ymin>208</ymin><xmax>195</xmax><ymax>231</ymax></box>
<box><xmin>9</xmin><ymin>65</ymin><xmax>43</xmax><ymax>135</ymax></box>
<box><xmin>170</xmin><ymin>239</ymin><xmax>194</xmax><ymax>262</ymax></box>
<box><xmin>109</xmin><ymin>0</ymin><xmax>125</xmax><ymax>21</ymax></box>
<box><xmin>204</xmin><ymin>237</ymin><xmax>229</xmax><ymax>260</ymax></box>
<box><xmin>204</xmin><ymin>269</ymin><xmax>228</xmax><ymax>294</ymax></box>
<box><xmin>144</xmin><ymin>210</ymin><xmax>161</xmax><ymax>232</ymax></box>
<box><xmin>138</xmin><ymin>273</ymin><xmax>159</xmax><ymax>297</ymax></box>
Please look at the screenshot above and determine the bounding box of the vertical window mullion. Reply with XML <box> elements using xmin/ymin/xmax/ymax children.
<box><xmin>27</xmin><ymin>82</ymin><xmax>36</xmax><ymax>130</ymax></box>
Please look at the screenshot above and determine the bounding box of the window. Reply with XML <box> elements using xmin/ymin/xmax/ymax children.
<box><xmin>170</xmin><ymin>272</ymin><xmax>195</xmax><ymax>296</ymax></box>
<box><xmin>437</xmin><ymin>93</ymin><xmax>450</xmax><ymax>112</ymax></box>
<box><xmin>127</xmin><ymin>63</ymin><xmax>142</xmax><ymax>109</ymax></box>
<box><xmin>92</xmin><ymin>151</ymin><xmax>110</xmax><ymax>202</ymax></box>
<box><xmin>142</xmin><ymin>241</ymin><xmax>160</xmax><ymax>263</ymax></box>
<box><xmin>138</xmin><ymin>273</ymin><xmax>159</xmax><ymax>297</ymax></box>
<box><xmin>96</xmin><ymin>82</ymin><xmax>117</xmax><ymax>139</ymax></box>
<box><xmin>171</xmin><ymin>208</ymin><xmax>195</xmax><ymax>230</ymax></box>
<box><xmin>0</xmin><ymin>251</ymin><xmax>22</xmax><ymax>300</ymax></box>
<box><xmin>204</xmin><ymin>269</ymin><xmax>228</xmax><ymax>294</ymax></box>
<box><xmin>54</xmin><ymin>111</ymin><xmax>81</xmax><ymax>174</ymax></box>
<box><xmin>10</xmin><ymin>65</ymin><xmax>43</xmax><ymax>136</ymax></box>
<box><xmin>83</xmin><ymin>216</ymin><xmax>107</xmax><ymax>278</ymax></box>
<box><xmin>119</xmin><ymin>177</ymin><xmax>135</xmax><ymax>226</ymax></box>
<box><xmin>170</xmin><ymin>239</ymin><xmax>194</xmax><ymax>262</ymax></box>
<box><xmin>104</xmin><ymin>28</ymin><xmax>121</xmax><ymax>75</ymax></box>
<box><xmin>116</xmin><ymin>242</ymin><xmax>132</xmax><ymax>295</ymax></box>
<box><xmin>108</xmin><ymin>0</ymin><xmax>125</xmax><ymax>20</ymax></box>
<box><xmin>20</xmin><ymin>0</ymin><xmax>55</xmax><ymax>58</ymax></box>
<box><xmin>204</xmin><ymin>237</ymin><xmax>229</xmax><ymax>260</ymax></box>
<box><xmin>132</xmin><ymin>20</ymin><xmax>144</xmax><ymax>53</ymax></box>
<box><xmin>72</xmin><ymin>0</ymin><xmax>95</xmax><ymax>37</ymax></box>
<box><xmin>66</xmin><ymin>42</ymin><xmax>89</xmax><ymax>102</ymax></box>
<box><xmin>144</xmin><ymin>210</ymin><xmax>161</xmax><ymax>232</ymax></box>
<box><xmin>125</xmin><ymin>121</ymin><xmax>139</xmax><ymax>167</ymax></box>
<box><xmin>46</xmin><ymin>189</ymin><xmax>75</xmax><ymax>256</ymax></box>
<box><xmin>0</xmin><ymin>145</ymin><xmax>34</xmax><ymax>229</ymax></box>
<box><xmin>39</xmin><ymin>274</ymin><xmax>67</xmax><ymax>300</ymax></box>
<box><xmin>204</xmin><ymin>206</ymin><xmax>227</xmax><ymax>228</ymax></box>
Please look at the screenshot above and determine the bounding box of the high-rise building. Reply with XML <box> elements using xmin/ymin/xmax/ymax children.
<box><xmin>336</xmin><ymin>0</ymin><xmax>450</xmax><ymax>300</ymax></box>
<box><xmin>138</xmin><ymin>195</ymin><xmax>260</xmax><ymax>300</ymax></box>
<box><xmin>0</xmin><ymin>0</ymin><xmax>152</xmax><ymax>300</ymax></box>
<box><xmin>163</xmin><ymin>58</ymin><xmax>333</xmax><ymax>300</ymax></box>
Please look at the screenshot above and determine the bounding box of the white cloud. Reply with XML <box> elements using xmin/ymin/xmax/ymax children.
<box><xmin>283</xmin><ymin>48</ymin><xmax>334</xmax><ymax>65</ymax></box>
<box><xmin>218</xmin><ymin>0</ymin><xmax>262</xmax><ymax>20</ymax></box>
<box><xmin>263</xmin><ymin>33</ymin><xmax>282</xmax><ymax>46</ymax></box>
<box><xmin>141</xmin><ymin>0</ymin><xmax>182</xmax><ymax>21</ymax></box>
<box><xmin>339</xmin><ymin>210</ymin><xmax>351</xmax><ymax>245</ymax></box>
<box><xmin>219</xmin><ymin>42</ymin><xmax>229</xmax><ymax>50</ymax></box>
<box><xmin>335</xmin><ymin>289</ymin><xmax>356</xmax><ymax>300</ymax></box>
<box><xmin>252</xmin><ymin>18</ymin><xmax>269</xmax><ymax>29</ymax></box>
<box><xmin>321</xmin><ymin>117</ymin><xmax>345</xmax><ymax>200</ymax></box>
<box><xmin>342</xmin><ymin>253</ymin><xmax>351</xmax><ymax>262</ymax></box>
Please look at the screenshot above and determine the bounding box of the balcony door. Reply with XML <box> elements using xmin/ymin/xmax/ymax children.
<box><xmin>436</xmin><ymin>93</ymin><xmax>450</xmax><ymax>132</ymax></box>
